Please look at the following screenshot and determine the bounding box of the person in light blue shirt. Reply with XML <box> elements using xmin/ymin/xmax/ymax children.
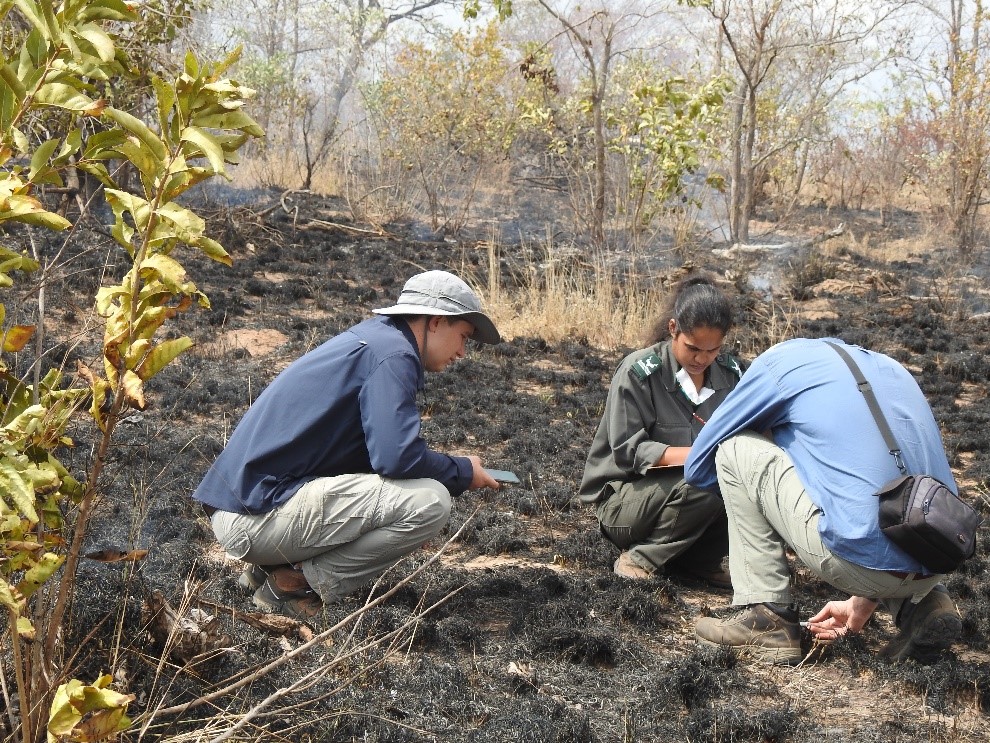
<box><xmin>684</xmin><ymin>338</ymin><xmax>963</xmax><ymax>665</ymax></box>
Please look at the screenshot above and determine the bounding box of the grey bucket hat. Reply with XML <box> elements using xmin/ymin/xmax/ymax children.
<box><xmin>373</xmin><ymin>270</ymin><xmax>501</xmax><ymax>345</ymax></box>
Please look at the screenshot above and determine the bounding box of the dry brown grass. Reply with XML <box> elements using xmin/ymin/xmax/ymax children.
<box><xmin>472</xmin><ymin>237</ymin><xmax>666</xmax><ymax>351</ymax></box>
<box><xmin>230</xmin><ymin>150</ymin><xmax>345</xmax><ymax>195</ymax></box>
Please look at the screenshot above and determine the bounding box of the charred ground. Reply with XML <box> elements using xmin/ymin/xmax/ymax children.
<box><xmin>11</xmin><ymin>191</ymin><xmax>990</xmax><ymax>742</ymax></box>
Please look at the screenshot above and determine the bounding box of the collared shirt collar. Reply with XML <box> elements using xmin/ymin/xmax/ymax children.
<box><xmin>675</xmin><ymin>366</ymin><xmax>716</xmax><ymax>405</ymax></box>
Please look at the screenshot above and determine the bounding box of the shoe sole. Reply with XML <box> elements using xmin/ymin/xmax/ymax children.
<box><xmin>880</xmin><ymin>612</ymin><xmax>963</xmax><ymax>663</ymax></box>
<box><xmin>697</xmin><ymin>635</ymin><xmax>803</xmax><ymax>665</ymax></box>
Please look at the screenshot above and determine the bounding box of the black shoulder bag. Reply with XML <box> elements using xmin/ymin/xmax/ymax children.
<box><xmin>825</xmin><ymin>341</ymin><xmax>982</xmax><ymax>573</ymax></box>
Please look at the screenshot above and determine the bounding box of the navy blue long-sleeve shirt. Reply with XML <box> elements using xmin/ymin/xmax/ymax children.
<box><xmin>193</xmin><ymin>316</ymin><xmax>472</xmax><ymax>514</ymax></box>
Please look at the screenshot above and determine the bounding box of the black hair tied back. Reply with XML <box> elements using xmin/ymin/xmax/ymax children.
<box><xmin>646</xmin><ymin>273</ymin><xmax>733</xmax><ymax>344</ymax></box>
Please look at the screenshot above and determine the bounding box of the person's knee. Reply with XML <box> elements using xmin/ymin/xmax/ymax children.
<box><xmin>409</xmin><ymin>480</ymin><xmax>452</xmax><ymax>532</ymax></box>
<box><xmin>714</xmin><ymin>437</ymin><xmax>740</xmax><ymax>479</ymax></box>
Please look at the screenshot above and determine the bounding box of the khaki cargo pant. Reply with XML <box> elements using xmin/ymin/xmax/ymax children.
<box><xmin>715</xmin><ymin>431</ymin><xmax>941</xmax><ymax>617</ymax></box>
<box><xmin>210</xmin><ymin>474</ymin><xmax>451</xmax><ymax>602</ymax></box>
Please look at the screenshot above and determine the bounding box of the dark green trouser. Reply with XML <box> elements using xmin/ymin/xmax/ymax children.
<box><xmin>595</xmin><ymin>470</ymin><xmax>728</xmax><ymax>573</ymax></box>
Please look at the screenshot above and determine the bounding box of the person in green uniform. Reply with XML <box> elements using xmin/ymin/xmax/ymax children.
<box><xmin>580</xmin><ymin>274</ymin><xmax>745</xmax><ymax>588</ymax></box>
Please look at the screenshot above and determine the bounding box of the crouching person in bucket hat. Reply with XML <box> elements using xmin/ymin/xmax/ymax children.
<box><xmin>193</xmin><ymin>270</ymin><xmax>502</xmax><ymax>619</ymax></box>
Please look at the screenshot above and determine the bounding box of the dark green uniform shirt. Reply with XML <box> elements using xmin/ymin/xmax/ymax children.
<box><xmin>579</xmin><ymin>340</ymin><xmax>745</xmax><ymax>504</ymax></box>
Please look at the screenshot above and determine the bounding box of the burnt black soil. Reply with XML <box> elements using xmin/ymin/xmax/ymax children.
<box><xmin>9</xmin><ymin>191</ymin><xmax>990</xmax><ymax>741</ymax></box>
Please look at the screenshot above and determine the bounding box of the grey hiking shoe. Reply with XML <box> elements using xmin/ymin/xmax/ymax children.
<box><xmin>253</xmin><ymin>575</ymin><xmax>323</xmax><ymax>621</ymax></box>
<box><xmin>696</xmin><ymin>603</ymin><xmax>802</xmax><ymax>665</ymax></box>
<box><xmin>879</xmin><ymin>587</ymin><xmax>961</xmax><ymax>663</ymax></box>
<box><xmin>237</xmin><ymin>564</ymin><xmax>272</xmax><ymax>592</ymax></box>
<box><xmin>237</xmin><ymin>563</ymin><xmax>294</xmax><ymax>593</ymax></box>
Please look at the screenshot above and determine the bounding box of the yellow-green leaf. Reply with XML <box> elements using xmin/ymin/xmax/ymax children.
<box><xmin>124</xmin><ymin>338</ymin><xmax>150</xmax><ymax>368</ymax></box>
<box><xmin>191</xmin><ymin>109</ymin><xmax>264</xmax><ymax>137</ymax></box>
<box><xmin>136</xmin><ymin>337</ymin><xmax>192</xmax><ymax>380</ymax></box>
<box><xmin>75</xmin><ymin>23</ymin><xmax>115</xmax><ymax>63</ymax></box>
<box><xmin>33</xmin><ymin>83</ymin><xmax>96</xmax><ymax>113</ymax></box>
<box><xmin>82</xmin><ymin>127</ymin><xmax>129</xmax><ymax>159</ymax></box>
<box><xmin>16</xmin><ymin>615</ymin><xmax>35</xmax><ymax>639</ymax></box>
<box><xmin>156</xmin><ymin>201</ymin><xmax>205</xmax><ymax>243</ymax></box>
<box><xmin>0</xmin><ymin>194</ymin><xmax>71</xmax><ymax>230</ymax></box>
<box><xmin>76</xmin><ymin>0</ymin><xmax>137</xmax><ymax>23</ymax></box>
<box><xmin>16</xmin><ymin>551</ymin><xmax>62</xmax><ymax>599</ymax></box>
<box><xmin>0</xmin><ymin>246</ymin><xmax>39</xmax><ymax>273</ymax></box>
<box><xmin>0</xmin><ymin>580</ymin><xmax>22</xmax><ymax>612</ymax></box>
<box><xmin>11</xmin><ymin>127</ymin><xmax>28</xmax><ymax>155</ymax></box>
<box><xmin>116</xmin><ymin>137</ymin><xmax>161</xmax><ymax>184</ymax></box>
<box><xmin>180</xmin><ymin>125</ymin><xmax>225</xmax><ymax>173</ymax></box>
<box><xmin>103</xmin><ymin>107</ymin><xmax>167</xmax><ymax>162</ymax></box>
<box><xmin>48</xmin><ymin>675</ymin><xmax>134</xmax><ymax>743</ymax></box>
<box><xmin>0</xmin><ymin>461</ymin><xmax>38</xmax><ymax>521</ymax></box>
<box><xmin>138</xmin><ymin>253</ymin><xmax>188</xmax><ymax>292</ymax></box>
<box><xmin>105</xmin><ymin>188</ymin><xmax>152</xmax><ymax>230</ymax></box>
<box><xmin>183</xmin><ymin>50</ymin><xmax>200</xmax><ymax>78</ymax></box>
<box><xmin>52</xmin><ymin>127</ymin><xmax>82</xmax><ymax>166</ymax></box>
<box><xmin>0</xmin><ymin>62</ymin><xmax>27</xmax><ymax>102</ymax></box>
<box><xmin>25</xmin><ymin>462</ymin><xmax>60</xmax><ymax>493</ymax></box>
<box><xmin>194</xmin><ymin>236</ymin><xmax>232</xmax><ymax>266</ymax></box>
<box><xmin>152</xmin><ymin>74</ymin><xmax>176</xmax><ymax>139</ymax></box>
<box><xmin>29</xmin><ymin>137</ymin><xmax>60</xmax><ymax>179</ymax></box>
<box><xmin>3</xmin><ymin>324</ymin><xmax>35</xmax><ymax>352</ymax></box>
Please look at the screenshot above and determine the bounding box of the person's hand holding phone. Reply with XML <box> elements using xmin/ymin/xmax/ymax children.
<box><xmin>484</xmin><ymin>468</ymin><xmax>521</xmax><ymax>485</ymax></box>
<box><xmin>467</xmin><ymin>456</ymin><xmax>500</xmax><ymax>490</ymax></box>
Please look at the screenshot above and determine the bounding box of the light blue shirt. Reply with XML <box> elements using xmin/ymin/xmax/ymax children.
<box><xmin>684</xmin><ymin>338</ymin><xmax>956</xmax><ymax>573</ymax></box>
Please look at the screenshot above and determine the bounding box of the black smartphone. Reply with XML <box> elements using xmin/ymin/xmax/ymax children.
<box><xmin>484</xmin><ymin>468</ymin><xmax>521</xmax><ymax>484</ymax></box>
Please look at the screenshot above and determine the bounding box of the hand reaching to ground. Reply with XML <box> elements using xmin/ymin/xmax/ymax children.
<box><xmin>807</xmin><ymin>596</ymin><xmax>878</xmax><ymax>644</ymax></box>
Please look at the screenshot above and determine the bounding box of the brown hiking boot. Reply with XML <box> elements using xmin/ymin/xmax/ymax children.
<box><xmin>613</xmin><ymin>551</ymin><xmax>653</xmax><ymax>579</ymax></box>
<box><xmin>252</xmin><ymin>566</ymin><xmax>324</xmax><ymax>621</ymax></box>
<box><xmin>696</xmin><ymin>603</ymin><xmax>802</xmax><ymax>665</ymax></box>
<box><xmin>879</xmin><ymin>587</ymin><xmax>961</xmax><ymax>663</ymax></box>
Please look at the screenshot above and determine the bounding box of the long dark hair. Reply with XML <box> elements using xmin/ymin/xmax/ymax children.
<box><xmin>645</xmin><ymin>274</ymin><xmax>733</xmax><ymax>345</ymax></box>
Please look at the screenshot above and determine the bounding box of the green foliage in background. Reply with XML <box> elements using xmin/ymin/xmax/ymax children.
<box><xmin>518</xmin><ymin>48</ymin><xmax>728</xmax><ymax>237</ymax></box>
<box><xmin>366</xmin><ymin>22</ymin><xmax>520</xmax><ymax>232</ymax></box>
<box><xmin>607</xmin><ymin>62</ymin><xmax>729</xmax><ymax>231</ymax></box>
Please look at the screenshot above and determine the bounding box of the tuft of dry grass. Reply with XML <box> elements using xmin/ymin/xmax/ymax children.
<box><xmin>229</xmin><ymin>150</ymin><xmax>346</xmax><ymax>196</ymax></box>
<box><xmin>474</xmin><ymin>234</ymin><xmax>667</xmax><ymax>351</ymax></box>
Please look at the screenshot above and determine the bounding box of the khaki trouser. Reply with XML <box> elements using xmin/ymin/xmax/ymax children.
<box><xmin>596</xmin><ymin>468</ymin><xmax>729</xmax><ymax>573</ymax></box>
<box><xmin>715</xmin><ymin>431</ymin><xmax>941</xmax><ymax>617</ymax></box>
<box><xmin>210</xmin><ymin>474</ymin><xmax>451</xmax><ymax>602</ymax></box>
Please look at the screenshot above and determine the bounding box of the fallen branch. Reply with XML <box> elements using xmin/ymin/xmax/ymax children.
<box><xmin>278</xmin><ymin>187</ymin><xmax>391</xmax><ymax>237</ymax></box>
<box><xmin>210</xmin><ymin>573</ymin><xmax>478</xmax><ymax>742</ymax></box>
<box><xmin>298</xmin><ymin>219</ymin><xmax>387</xmax><ymax>237</ymax></box>
<box><xmin>714</xmin><ymin>223</ymin><xmax>845</xmax><ymax>257</ymax></box>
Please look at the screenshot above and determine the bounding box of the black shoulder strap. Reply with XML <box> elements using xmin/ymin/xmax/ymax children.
<box><xmin>824</xmin><ymin>341</ymin><xmax>907</xmax><ymax>475</ymax></box>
